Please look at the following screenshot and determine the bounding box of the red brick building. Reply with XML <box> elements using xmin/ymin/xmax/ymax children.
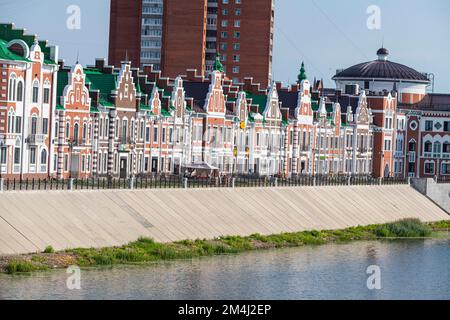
<box><xmin>108</xmin><ymin>0</ymin><xmax>274</xmax><ymax>87</ymax></box>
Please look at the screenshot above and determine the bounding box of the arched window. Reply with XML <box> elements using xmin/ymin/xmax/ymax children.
<box><xmin>443</xmin><ymin>142</ymin><xmax>450</xmax><ymax>154</ymax></box>
<box><xmin>7</xmin><ymin>109</ymin><xmax>15</xmax><ymax>134</ymax></box>
<box><xmin>16</xmin><ymin>81</ymin><xmax>23</xmax><ymax>102</ymax></box>
<box><xmin>40</xmin><ymin>149</ymin><xmax>47</xmax><ymax>165</ymax></box>
<box><xmin>65</xmin><ymin>122</ymin><xmax>70</xmax><ymax>139</ymax></box>
<box><xmin>30</xmin><ymin>116</ymin><xmax>37</xmax><ymax>135</ymax></box>
<box><xmin>424</xmin><ymin>141</ymin><xmax>432</xmax><ymax>153</ymax></box>
<box><xmin>8</xmin><ymin>75</ymin><xmax>17</xmax><ymax>101</ymax></box>
<box><xmin>82</xmin><ymin>123</ymin><xmax>87</xmax><ymax>141</ymax></box>
<box><xmin>433</xmin><ymin>141</ymin><xmax>441</xmax><ymax>155</ymax></box>
<box><xmin>73</xmin><ymin>123</ymin><xmax>79</xmax><ymax>143</ymax></box>
<box><xmin>32</xmin><ymin>80</ymin><xmax>39</xmax><ymax>103</ymax></box>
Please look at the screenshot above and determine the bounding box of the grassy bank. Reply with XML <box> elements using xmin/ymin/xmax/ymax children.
<box><xmin>2</xmin><ymin>219</ymin><xmax>449</xmax><ymax>275</ymax></box>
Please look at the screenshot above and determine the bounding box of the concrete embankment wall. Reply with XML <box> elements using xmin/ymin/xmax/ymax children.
<box><xmin>411</xmin><ymin>178</ymin><xmax>450</xmax><ymax>213</ymax></box>
<box><xmin>0</xmin><ymin>185</ymin><xmax>448</xmax><ymax>255</ymax></box>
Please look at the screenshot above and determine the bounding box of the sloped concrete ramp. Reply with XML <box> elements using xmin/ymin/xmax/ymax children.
<box><xmin>0</xmin><ymin>185</ymin><xmax>448</xmax><ymax>255</ymax></box>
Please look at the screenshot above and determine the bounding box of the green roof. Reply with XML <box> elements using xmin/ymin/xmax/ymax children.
<box><xmin>56</xmin><ymin>70</ymin><xmax>69</xmax><ymax>100</ymax></box>
<box><xmin>56</xmin><ymin>104</ymin><xmax>65</xmax><ymax>111</ymax></box>
<box><xmin>99</xmin><ymin>98</ymin><xmax>114</xmax><ymax>107</ymax></box>
<box><xmin>85</xmin><ymin>71</ymin><xmax>116</xmax><ymax>100</ymax></box>
<box><xmin>246</xmin><ymin>92</ymin><xmax>268</xmax><ymax>114</ymax></box>
<box><xmin>140</xmin><ymin>103</ymin><xmax>151</xmax><ymax>111</ymax></box>
<box><xmin>161</xmin><ymin>108</ymin><xmax>172</xmax><ymax>117</ymax></box>
<box><xmin>0</xmin><ymin>39</ymin><xmax>30</xmax><ymax>62</ymax></box>
<box><xmin>0</xmin><ymin>24</ymin><xmax>54</xmax><ymax>63</ymax></box>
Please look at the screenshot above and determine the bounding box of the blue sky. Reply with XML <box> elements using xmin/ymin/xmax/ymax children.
<box><xmin>2</xmin><ymin>0</ymin><xmax>450</xmax><ymax>92</ymax></box>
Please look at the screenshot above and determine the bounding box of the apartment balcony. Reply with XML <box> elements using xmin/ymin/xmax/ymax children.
<box><xmin>26</xmin><ymin>134</ymin><xmax>46</xmax><ymax>145</ymax></box>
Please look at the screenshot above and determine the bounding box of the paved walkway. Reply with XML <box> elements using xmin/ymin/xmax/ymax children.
<box><xmin>0</xmin><ymin>185</ymin><xmax>448</xmax><ymax>255</ymax></box>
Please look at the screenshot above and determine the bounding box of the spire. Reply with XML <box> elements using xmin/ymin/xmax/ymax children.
<box><xmin>297</xmin><ymin>61</ymin><xmax>307</xmax><ymax>83</ymax></box>
<box><xmin>213</xmin><ymin>51</ymin><xmax>224</xmax><ymax>72</ymax></box>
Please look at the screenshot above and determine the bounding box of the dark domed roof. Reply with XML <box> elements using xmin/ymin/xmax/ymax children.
<box><xmin>376</xmin><ymin>47</ymin><xmax>389</xmax><ymax>56</ymax></box>
<box><xmin>333</xmin><ymin>48</ymin><xmax>429</xmax><ymax>83</ymax></box>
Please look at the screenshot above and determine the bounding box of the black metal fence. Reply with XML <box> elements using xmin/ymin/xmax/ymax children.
<box><xmin>0</xmin><ymin>175</ymin><xmax>409</xmax><ymax>192</ymax></box>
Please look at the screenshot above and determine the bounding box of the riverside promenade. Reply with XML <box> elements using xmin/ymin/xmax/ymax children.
<box><xmin>0</xmin><ymin>183</ymin><xmax>448</xmax><ymax>255</ymax></box>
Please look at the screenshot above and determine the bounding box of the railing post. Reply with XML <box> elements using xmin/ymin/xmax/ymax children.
<box><xmin>274</xmin><ymin>177</ymin><xmax>278</xmax><ymax>187</ymax></box>
<box><xmin>232</xmin><ymin>178</ymin><xmax>236</xmax><ymax>188</ymax></box>
<box><xmin>408</xmin><ymin>177</ymin><xmax>411</xmax><ymax>186</ymax></box>
<box><xmin>348</xmin><ymin>176</ymin><xmax>351</xmax><ymax>186</ymax></box>
<box><xmin>184</xmin><ymin>178</ymin><xmax>188</xmax><ymax>189</ymax></box>
<box><xmin>68</xmin><ymin>178</ymin><xmax>74</xmax><ymax>191</ymax></box>
<box><xmin>0</xmin><ymin>178</ymin><xmax>4</xmax><ymax>192</ymax></box>
<box><xmin>379</xmin><ymin>177</ymin><xmax>382</xmax><ymax>186</ymax></box>
<box><xmin>313</xmin><ymin>176</ymin><xmax>316</xmax><ymax>187</ymax></box>
<box><xmin>129</xmin><ymin>177</ymin><xmax>135</xmax><ymax>190</ymax></box>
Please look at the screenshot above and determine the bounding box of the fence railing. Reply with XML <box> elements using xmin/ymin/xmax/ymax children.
<box><xmin>0</xmin><ymin>175</ymin><xmax>410</xmax><ymax>192</ymax></box>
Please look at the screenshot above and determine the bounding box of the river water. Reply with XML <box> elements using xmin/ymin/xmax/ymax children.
<box><xmin>1</xmin><ymin>239</ymin><xmax>449</xmax><ymax>300</ymax></box>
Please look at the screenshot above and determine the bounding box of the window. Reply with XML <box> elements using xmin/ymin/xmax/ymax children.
<box><xmin>146</xmin><ymin>127</ymin><xmax>150</xmax><ymax>142</ymax></box>
<box><xmin>384</xmin><ymin>139</ymin><xmax>392</xmax><ymax>151</ymax></box>
<box><xmin>233</xmin><ymin>43</ymin><xmax>240</xmax><ymax>51</ymax></box>
<box><xmin>221</xmin><ymin>32</ymin><xmax>228</xmax><ymax>39</ymax></box>
<box><xmin>234</xmin><ymin>31</ymin><xmax>240</xmax><ymax>39</ymax></box>
<box><xmin>14</xmin><ymin>147</ymin><xmax>20</xmax><ymax>164</ymax></box>
<box><xmin>233</xmin><ymin>55</ymin><xmax>240</xmax><ymax>62</ymax></box>
<box><xmin>43</xmin><ymin>88</ymin><xmax>50</xmax><ymax>104</ymax></box>
<box><xmin>73</xmin><ymin>123</ymin><xmax>79</xmax><ymax>143</ymax></box>
<box><xmin>222</xmin><ymin>8</ymin><xmax>228</xmax><ymax>15</ymax></box>
<box><xmin>32</xmin><ymin>81</ymin><xmax>39</xmax><ymax>103</ymax></box>
<box><xmin>425</xmin><ymin>120</ymin><xmax>433</xmax><ymax>131</ymax></box>
<box><xmin>232</xmin><ymin>66</ymin><xmax>240</xmax><ymax>74</ymax></box>
<box><xmin>433</xmin><ymin>141</ymin><xmax>441</xmax><ymax>155</ymax></box>
<box><xmin>162</xmin><ymin>128</ymin><xmax>166</xmax><ymax>143</ymax></box>
<box><xmin>235</xmin><ymin>8</ymin><xmax>241</xmax><ymax>16</ymax></box>
<box><xmin>169</xmin><ymin>128</ymin><xmax>173</xmax><ymax>143</ymax></box>
<box><xmin>424</xmin><ymin>141</ymin><xmax>432</xmax><ymax>153</ymax></box>
<box><xmin>444</xmin><ymin>142</ymin><xmax>450</xmax><ymax>154</ymax></box>
<box><xmin>442</xmin><ymin>163</ymin><xmax>450</xmax><ymax>175</ymax></box>
<box><xmin>444</xmin><ymin>122</ymin><xmax>450</xmax><ymax>132</ymax></box>
<box><xmin>0</xmin><ymin>147</ymin><xmax>6</xmax><ymax>164</ymax></box>
<box><xmin>234</xmin><ymin>20</ymin><xmax>241</xmax><ymax>28</ymax></box>
<box><xmin>16</xmin><ymin>82</ymin><xmax>23</xmax><ymax>102</ymax></box>
<box><xmin>31</xmin><ymin>117</ymin><xmax>37</xmax><ymax>135</ymax></box>
<box><xmin>40</xmin><ymin>149</ymin><xmax>47</xmax><ymax>165</ymax></box>
<box><xmin>82</xmin><ymin>123</ymin><xmax>87</xmax><ymax>140</ymax></box>
<box><xmin>122</xmin><ymin>119</ymin><xmax>128</xmax><ymax>142</ymax></box>
<box><xmin>153</xmin><ymin>127</ymin><xmax>158</xmax><ymax>143</ymax></box>
<box><xmin>81</xmin><ymin>155</ymin><xmax>85</xmax><ymax>172</ymax></box>
<box><xmin>42</xmin><ymin>118</ymin><xmax>48</xmax><ymax>135</ymax></box>
<box><xmin>15</xmin><ymin>116</ymin><xmax>22</xmax><ymax>134</ymax></box>
<box><xmin>30</xmin><ymin>148</ymin><xmax>36</xmax><ymax>165</ymax></box>
<box><xmin>424</xmin><ymin>162</ymin><xmax>435</xmax><ymax>175</ymax></box>
<box><xmin>221</xmin><ymin>20</ymin><xmax>228</xmax><ymax>27</ymax></box>
<box><xmin>66</xmin><ymin>122</ymin><xmax>70</xmax><ymax>139</ymax></box>
<box><xmin>64</xmin><ymin>154</ymin><xmax>69</xmax><ymax>172</ymax></box>
<box><xmin>220</xmin><ymin>43</ymin><xmax>228</xmax><ymax>51</ymax></box>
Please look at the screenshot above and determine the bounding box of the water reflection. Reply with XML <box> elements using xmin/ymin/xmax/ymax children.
<box><xmin>0</xmin><ymin>239</ymin><xmax>449</xmax><ymax>300</ymax></box>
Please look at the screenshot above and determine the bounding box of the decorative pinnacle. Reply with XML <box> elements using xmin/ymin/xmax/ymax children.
<box><xmin>298</xmin><ymin>61</ymin><xmax>307</xmax><ymax>83</ymax></box>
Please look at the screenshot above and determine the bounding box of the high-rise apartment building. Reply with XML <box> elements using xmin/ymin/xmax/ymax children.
<box><xmin>109</xmin><ymin>0</ymin><xmax>274</xmax><ymax>87</ymax></box>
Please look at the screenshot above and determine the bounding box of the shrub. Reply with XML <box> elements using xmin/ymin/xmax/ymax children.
<box><xmin>43</xmin><ymin>246</ymin><xmax>55</xmax><ymax>254</ymax></box>
<box><xmin>375</xmin><ymin>219</ymin><xmax>432</xmax><ymax>238</ymax></box>
<box><xmin>6</xmin><ymin>260</ymin><xmax>47</xmax><ymax>274</ymax></box>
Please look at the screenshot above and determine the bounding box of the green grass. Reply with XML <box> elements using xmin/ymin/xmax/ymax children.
<box><xmin>6</xmin><ymin>260</ymin><xmax>48</xmax><ymax>274</ymax></box>
<box><xmin>375</xmin><ymin>219</ymin><xmax>432</xmax><ymax>238</ymax></box>
<box><xmin>3</xmin><ymin>219</ymin><xmax>449</xmax><ymax>274</ymax></box>
<box><xmin>43</xmin><ymin>246</ymin><xmax>54</xmax><ymax>254</ymax></box>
